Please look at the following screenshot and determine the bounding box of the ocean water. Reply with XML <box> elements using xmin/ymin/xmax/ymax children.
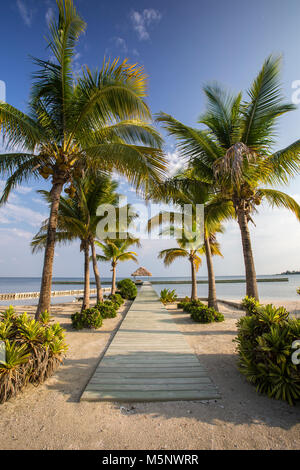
<box><xmin>0</xmin><ymin>274</ymin><xmax>299</xmax><ymax>306</ymax></box>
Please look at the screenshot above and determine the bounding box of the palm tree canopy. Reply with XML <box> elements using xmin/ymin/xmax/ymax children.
<box><xmin>31</xmin><ymin>173</ymin><xmax>120</xmax><ymax>252</ymax></box>
<box><xmin>0</xmin><ymin>0</ymin><xmax>166</xmax><ymax>205</ymax></box>
<box><xmin>156</xmin><ymin>56</ymin><xmax>300</xmax><ymax>222</ymax></box>
<box><xmin>158</xmin><ymin>244</ymin><xmax>202</xmax><ymax>271</ymax></box>
<box><xmin>95</xmin><ymin>238</ymin><xmax>140</xmax><ymax>265</ymax></box>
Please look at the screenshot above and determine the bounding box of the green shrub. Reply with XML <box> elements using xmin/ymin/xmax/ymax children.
<box><xmin>190</xmin><ymin>305</ymin><xmax>224</xmax><ymax>323</ymax></box>
<box><xmin>178</xmin><ymin>299</ymin><xmax>205</xmax><ymax>312</ymax></box>
<box><xmin>39</xmin><ymin>310</ymin><xmax>52</xmax><ymax>325</ymax></box>
<box><xmin>235</xmin><ymin>304</ymin><xmax>300</xmax><ymax>405</ymax></box>
<box><xmin>177</xmin><ymin>297</ymin><xmax>190</xmax><ymax>309</ymax></box>
<box><xmin>0</xmin><ymin>306</ymin><xmax>67</xmax><ymax>404</ymax></box>
<box><xmin>108</xmin><ymin>293</ymin><xmax>124</xmax><ymax>307</ymax></box>
<box><xmin>96</xmin><ymin>301</ymin><xmax>117</xmax><ymax>319</ymax></box>
<box><xmin>242</xmin><ymin>295</ymin><xmax>261</xmax><ymax>315</ymax></box>
<box><xmin>117</xmin><ymin>279</ymin><xmax>137</xmax><ymax>300</ymax></box>
<box><xmin>177</xmin><ymin>299</ymin><xmax>224</xmax><ymax>323</ymax></box>
<box><xmin>71</xmin><ymin>308</ymin><xmax>103</xmax><ymax>330</ymax></box>
<box><xmin>160</xmin><ymin>288</ymin><xmax>178</xmax><ymax>305</ymax></box>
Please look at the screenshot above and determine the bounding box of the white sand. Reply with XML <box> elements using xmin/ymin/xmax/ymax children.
<box><xmin>0</xmin><ymin>299</ymin><xmax>299</xmax><ymax>450</ymax></box>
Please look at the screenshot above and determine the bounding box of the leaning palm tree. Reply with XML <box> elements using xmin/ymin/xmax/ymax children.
<box><xmin>0</xmin><ymin>0</ymin><xmax>165</xmax><ymax>318</ymax></box>
<box><xmin>157</xmin><ymin>56</ymin><xmax>300</xmax><ymax>300</ymax></box>
<box><xmin>31</xmin><ymin>174</ymin><xmax>122</xmax><ymax>309</ymax></box>
<box><xmin>159</xmin><ymin>238</ymin><xmax>202</xmax><ymax>300</ymax></box>
<box><xmin>148</xmin><ymin>175</ymin><xmax>233</xmax><ymax>308</ymax></box>
<box><xmin>95</xmin><ymin>239</ymin><xmax>139</xmax><ymax>295</ymax></box>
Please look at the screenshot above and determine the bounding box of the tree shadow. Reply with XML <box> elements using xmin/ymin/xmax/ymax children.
<box><xmin>45</xmin><ymin>349</ymin><xmax>300</xmax><ymax>431</ymax></box>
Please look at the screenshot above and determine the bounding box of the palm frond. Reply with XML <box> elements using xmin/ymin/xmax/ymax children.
<box><xmin>256</xmin><ymin>188</ymin><xmax>300</xmax><ymax>220</ymax></box>
<box><xmin>158</xmin><ymin>247</ymin><xmax>188</xmax><ymax>266</ymax></box>
<box><xmin>242</xmin><ymin>55</ymin><xmax>296</xmax><ymax>149</ymax></box>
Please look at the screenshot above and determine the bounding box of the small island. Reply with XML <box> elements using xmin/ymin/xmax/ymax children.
<box><xmin>280</xmin><ymin>270</ymin><xmax>300</xmax><ymax>275</ymax></box>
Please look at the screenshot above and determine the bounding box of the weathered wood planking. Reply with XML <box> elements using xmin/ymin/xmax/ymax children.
<box><xmin>81</xmin><ymin>283</ymin><xmax>220</xmax><ymax>402</ymax></box>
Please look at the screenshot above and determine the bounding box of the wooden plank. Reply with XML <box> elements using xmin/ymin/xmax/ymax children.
<box><xmin>96</xmin><ymin>366</ymin><xmax>203</xmax><ymax>372</ymax></box>
<box><xmin>81</xmin><ymin>390</ymin><xmax>220</xmax><ymax>402</ymax></box>
<box><xmin>85</xmin><ymin>383</ymin><xmax>217</xmax><ymax>391</ymax></box>
<box><xmin>89</xmin><ymin>377</ymin><xmax>212</xmax><ymax>385</ymax></box>
<box><xmin>80</xmin><ymin>283</ymin><xmax>220</xmax><ymax>402</ymax></box>
<box><xmin>92</xmin><ymin>371</ymin><xmax>209</xmax><ymax>379</ymax></box>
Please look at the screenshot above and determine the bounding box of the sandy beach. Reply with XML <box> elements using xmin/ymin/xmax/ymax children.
<box><xmin>0</xmin><ymin>298</ymin><xmax>299</xmax><ymax>450</ymax></box>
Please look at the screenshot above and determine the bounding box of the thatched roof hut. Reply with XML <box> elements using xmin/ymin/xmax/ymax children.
<box><xmin>131</xmin><ymin>266</ymin><xmax>152</xmax><ymax>277</ymax></box>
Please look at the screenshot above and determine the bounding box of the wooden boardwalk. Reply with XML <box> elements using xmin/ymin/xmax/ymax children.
<box><xmin>81</xmin><ymin>282</ymin><xmax>220</xmax><ymax>402</ymax></box>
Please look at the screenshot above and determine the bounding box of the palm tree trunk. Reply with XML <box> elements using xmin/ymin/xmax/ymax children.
<box><xmin>204</xmin><ymin>234</ymin><xmax>218</xmax><ymax>311</ymax></box>
<box><xmin>237</xmin><ymin>207</ymin><xmax>259</xmax><ymax>301</ymax></box>
<box><xmin>35</xmin><ymin>180</ymin><xmax>64</xmax><ymax>319</ymax></box>
<box><xmin>190</xmin><ymin>258</ymin><xmax>197</xmax><ymax>300</ymax></box>
<box><xmin>82</xmin><ymin>242</ymin><xmax>90</xmax><ymax>311</ymax></box>
<box><xmin>111</xmin><ymin>263</ymin><xmax>117</xmax><ymax>295</ymax></box>
<box><xmin>90</xmin><ymin>240</ymin><xmax>103</xmax><ymax>304</ymax></box>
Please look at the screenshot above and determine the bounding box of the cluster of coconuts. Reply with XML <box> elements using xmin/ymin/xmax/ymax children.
<box><xmin>65</xmin><ymin>185</ymin><xmax>76</xmax><ymax>198</ymax></box>
<box><xmin>38</xmin><ymin>166</ymin><xmax>53</xmax><ymax>179</ymax></box>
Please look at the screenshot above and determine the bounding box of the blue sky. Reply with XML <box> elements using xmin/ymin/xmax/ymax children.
<box><xmin>0</xmin><ymin>0</ymin><xmax>300</xmax><ymax>278</ymax></box>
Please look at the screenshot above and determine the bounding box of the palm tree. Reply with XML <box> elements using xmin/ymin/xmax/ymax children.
<box><xmin>148</xmin><ymin>175</ymin><xmax>233</xmax><ymax>308</ymax></box>
<box><xmin>157</xmin><ymin>56</ymin><xmax>300</xmax><ymax>300</ymax></box>
<box><xmin>95</xmin><ymin>239</ymin><xmax>139</xmax><ymax>294</ymax></box>
<box><xmin>202</xmin><ymin>225</ymin><xmax>223</xmax><ymax>310</ymax></box>
<box><xmin>159</xmin><ymin>240</ymin><xmax>202</xmax><ymax>301</ymax></box>
<box><xmin>31</xmin><ymin>174</ymin><xmax>122</xmax><ymax>309</ymax></box>
<box><xmin>0</xmin><ymin>0</ymin><xmax>165</xmax><ymax>318</ymax></box>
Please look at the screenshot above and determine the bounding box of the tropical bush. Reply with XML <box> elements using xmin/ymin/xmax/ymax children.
<box><xmin>71</xmin><ymin>295</ymin><xmax>125</xmax><ymax>329</ymax></box>
<box><xmin>190</xmin><ymin>305</ymin><xmax>224</xmax><ymax>323</ymax></box>
<box><xmin>235</xmin><ymin>304</ymin><xmax>300</xmax><ymax>405</ymax></box>
<box><xmin>177</xmin><ymin>299</ymin><xmax>224</xmax><ymax>323</ymax></box>
<box><xmin>242</xmin><ymin>296</ymin><xmax>261</xmax><ymax>315</ymax></box>
<box><xmin>71</xmin><ymin>308</ymin><xmax>103</xmax><ymax>330</ymax></box>
<box><xmin>178</xmin><ymin>299</ymin><xmax>205</xmax><ymax>312</ymax></box>
<box><xmin>117</xmin><ymin>279</ymin><xmax>137</xmax><ymax>300</ymax></box>
<box><xmin>96</xmin><ymin>301</ymin><xmax>117</xmax><ymax>319</ymax></box>
<box><xmin>108</xmin><ymin>293</ymin><xmax>124</xmax><ymax>308</ymax></box>
<box><xmin>0</xmin><ymin>306</ymin><xmax>67</xmax><ymax>404</ymax></box>
<box><xmin>160</xmin><ymin>288</ymin><xmax>178</xmax><ymax>305</ymax></box>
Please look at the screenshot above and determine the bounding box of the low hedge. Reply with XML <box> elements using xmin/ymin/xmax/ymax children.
<box><xmin>71</xmin><ymin>296</ymin><xmax>123</xmax><ymax>330</ymax></box>
<box><xmin>71</xmin><ymin>308</ymin><xmax>103</xmax><ymax>330</ymax></box>
<box><xmin>0</xmin><ymin>306</ymin><xmax>67</xmax><ymax>404</ymax></box>
<box><xmin>96</xmin><ymin>300</ymin><xmax>117</xmax><ymax>319</ymax></box>
<box><xmin>178</xmin><ymin>299</ymin><xmax>224</xmax><ymax>323</ymax></box>
<box><xmin>117</xmin><ymin>279</ymin><xmax>137</xmax><ymax>300</ymax></box>
<box><xmin>190</xmin><ymin>305</ymin><xmax>225</xmax><ymax>323</ymax></box>
<box><xmin>235</xmin><ymin>303</ymin><xmax>300</xmax><ymax>405</ymax></box>
<box><xmin>108</xmin><ymin>293</ymin><xmax>124</xmax><ymax>307</ymax></box>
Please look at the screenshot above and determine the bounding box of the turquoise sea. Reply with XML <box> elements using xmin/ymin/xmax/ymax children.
<box><xmin>0</xmin><ymin>274</ymin><xmax>299</xmax><ymax>306</ymax></box>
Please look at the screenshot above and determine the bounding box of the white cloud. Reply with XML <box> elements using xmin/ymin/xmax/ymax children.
<box><xmin>113</xmin><ymin>37</ymin><xmax>128</xmax><ymax>53</ymax></box>
<box><xmin>0</xmin><ymin>227</ymin><xmax>33</xmax><ymax>241</ymax></box>
<box><xmin>166</xmin><ymin>151</ymin><xmax>186</xmax><ymax>176</ymax></box>
<box><xmin>130</xmin><ymin>8</ymin><xmax>162</xmax><ymax>41</ymax></box>
<box><xmin>15</xmin><ymin>186</ymin><xmax>32</xmax><ymax>195</ymax></box>
<box><xmin>45</xmin><ymin>7</ymin><xmax>54</xmax><ymax>26</ymax></box>
<box><xmin>16</xmin><ymin>0</ymin><xmax>33</xmax><ymax>27</ymax></box>
<box><xmin>0</xmin><ymin>202</ymin><xmax>46</xmax><ymax>228</ymax></box>
<box><xmin>0</xmin><ymin>180</ymin><xmax>32</xmax><ymax>198</ymax></box>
